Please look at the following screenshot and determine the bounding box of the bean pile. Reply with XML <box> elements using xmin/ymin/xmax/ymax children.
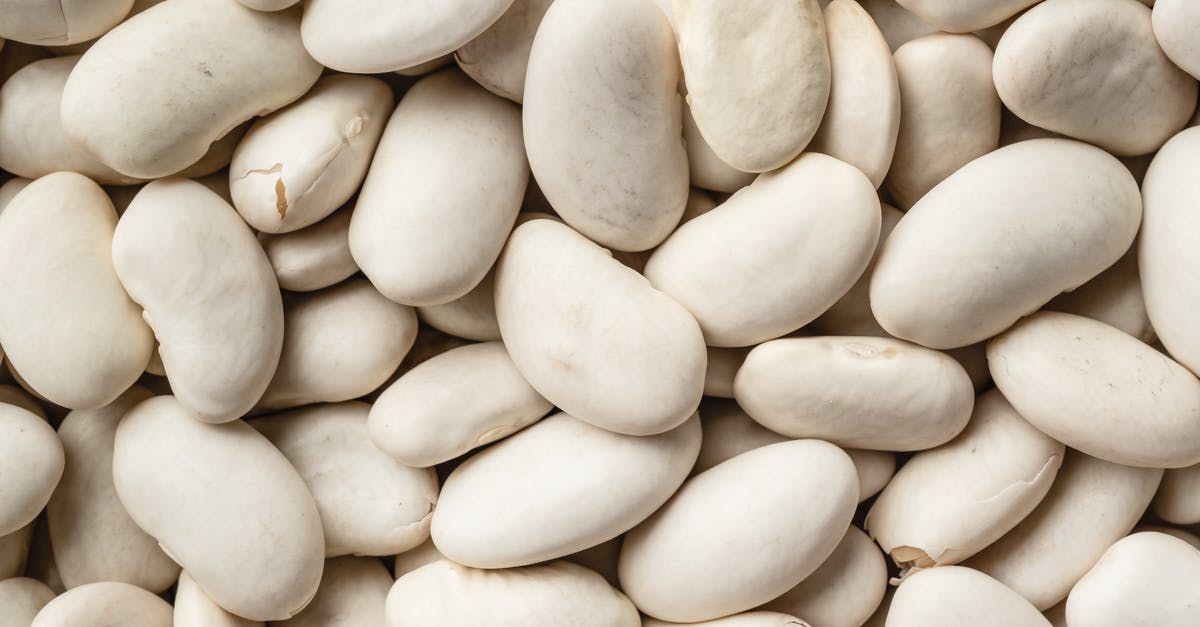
<box><xmin>0</xmin><ymin>0</ymin><xmax>1199</xmax><ymax>626</ymax></box>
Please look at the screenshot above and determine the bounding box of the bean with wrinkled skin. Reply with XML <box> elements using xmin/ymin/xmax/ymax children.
<box><xmin>866</xmin><ymin>389</ymin><xmax>1064</xmax><ymax>569</ymax></box>
<box><xmin>966</xmin><ymin>450</ymin><xmax>1163</xmax><ymax>610</ymax></box>
<box><xmin>230</xmin><ymin>74</ymin><xmax>392</xmax><ymax>234</ymax></box>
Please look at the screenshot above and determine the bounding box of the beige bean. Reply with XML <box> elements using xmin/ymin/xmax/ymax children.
<box><xmin>886</xmin><ymin>33</ymin><xmax>999</xmax><ymax>209</ymax></box>
<box><xmin>455</xmin><ymin>0</ymin><xmax>552</xmax><ymax>103</ymax></box>
<box><xmin>0</xmin><ymin>522</ymin><xmax>33</xmax><ymax>580</ymax></box>
<box><xmin>0</xmin><ymin>172</ymin><xmax>153</xmax><ymax>410</ymax></box>
<box><xmin>643</xmin><ymin>612</ymin><xmax>809</xmax><ymax>627</ymax></box>
<box><xmin>646</xmin><ymin>153</ymin><xmax>880</xmax><ymax>347</ymax></box>
<box><xmin>1153</xmin><ymin>463</ymin><xmax>1200</xmax><ymax>524</ymax></box>
<box><xmin>1141</xmin><ymin>127</ymin><xmax>1200</xmax><ymax>376</ymax></box>
<box><xmin>619</xmin><ymin>440</ymin><xmax>858</xmax><ymax>622</ymax></box>
<box><xmin>993</xmin><ymin>0</ymin><xmax>1196</xmax><ymax>155</ymax></box>
<box><xmin>261</xmin><ymin>206</ymin><xmax>358</xmax><ymax>293</ymax></box>
<box><xmin>0</xmin><ymin>56</ymin><xmax>139</xmax><ymax>184</ymax></box>
<box><xmin>683</xmin><ymin>102</ymin><xmax>755</xmax><ymax>194</ymax></box>
<box><xmin>254</xmin><ymin>402</ymin><xmax>437</xmax><ymax>557</ymax></box>
<box><xmin>810</xmin><ymin>204</ymin><xmax>902</xmax><ymax>337</ymax></box>
<box><xmin>563</xmin><ymin>537</ymin><xmax>622</xmax><ymax>588</ymax></box>
<box><xmin>0</xmin><ymin>403</ymin><xmax>63</xmax><ymax>537</ymax></box>
<box><xmin>351</xmin><ymin>70</ymin><xmax>527</xmax><ymax>306</ymax></box>
<box><xmin>967</xmin><ymin>450</ymin><xmax>1163</xmax><ymax>610</ymax></box>
<box><xmin>847</xmin><ymin>449</ymin><xmax>897</xmax><ymax>502</ymax></box>
<box><xmin>870</xmin><ymin>139</ymin><xmax>1141</xmax><ymax>349</ymax></box>
<box><xmin>702</xmin><ymin>347</ymin><xmax>751</xmax><ymax>399</ymax></box>
<box><xmin>0</xmin><ymin>384</ymin><xmax>45</xmax><ymax>421</ymax></box>
<box><xmin>174</xmin><ymin>570</ymin><xmax>261</xmax><ymax>627</ymax></box>
<box><xmin>61</xmin><ymin>0</ymin><xmax>321</xmax><ymax>178</ymax></box>
<box><xmin>809</xmin><ymin>0</ymin><xmax>899</xmax><ymax>188</ymax></box>
<box><xmin>694</xmin><ymin>398</ymin><xmax>787</xmax><ymax>475</ymax></box>
<box><xmin>237</xmin><ymin>0</ymin><xmax>299</xmax><ymax>10</ymax></box>
<box><xmin>113</xmin><ymin>179</ymin><xmax>283</xmax><ymax>423</ymax></box>
<box><xmin>284</xmin><ymin>557</ymin><xmax>391</xmax><ymax>627</ymax></box>
<box><xmin>433</xmin><ymin>412</ymin><xmax>699</xmax><ymax>568</ymax></box>
<box><xmin>230</xmin><ymin>75</ymin><xmax>393</xmax><ymax>234</ymax></box>
<box><xmin>30</xmin><ymin>581</ymin><xmax>172</xmax><ymax>627</ymax></box>
<box><xmin>300</xmin><ymin>0</ymin><xmax>515</xmax><ymax>74</ymax></box>
<box><xmin>860</xmin><ymin>0</ymin><xmax>937</xmax><ymax>51</ymax></box>
<box><xmin>112</xmin><ymin>396</ymin><xmax>324</xmax><ymax>621</ymax></box>
<box><xmin>495</xmin><ymin>219</ymin><xmax>706</xmax><ymax>436</ymax></box>
<box><xmin>887</xmin><ymin>566</ymin><xmax>1051</xmax><ymax>627</ymax></box>
<box><xmin>1066</xmin><ymin>532</ymin><xmax>1200</xmax><ymax>626</ymax></box>
<box><xmin>866</xmin><ymin>389</ymin><xmax>1064</xmax><ymax>568</ymax></box>
<box><xmin>760</xmin><ymin>526</ymin><xmax>887</xmax><ymax>627</ymax></box>
<box><xmin>896</xmin><ymin>0</ymin><xmax>1041</xmax><ymax>32</ymax></box>
<box><xmin>675</xmin><ymin>0</ymin><xmax>829</xmax><ymax>173</ymax></box>
<box><xmin>989</xmin><ymin>312</ymin><xmax>1200</xmax><ymax>468</ymax></box>
<box><xmin>47</xmin><ymin>387</ymin><xmax>179</xmax><ymax>592</ymax></box>
<box><xmin>386</xmin><ymin>560</ymin><xmax>639</xmax><ymax>627</ymax></box>
<box><xmin>416</xmin><ymin>268</ymin><xmax>501</xmax><ymax>341</ymax></box>
<box><xmin>369</xmin><ymin>341</ymin><xmax>551</xmax><ymax>468</ymax></box>
<box><xmin>0</xmin><ymin>578</ymin><xmax>54</xmax><ymax>627</ymax></box>
<box><xmin>258</xmin><ymin>279</ymin><xmax>417</xmax><ymax>410</ymax></box>
<box><xmin>523</xmin><ymin>0</ymin><xmax>688</xmax><ymax>251</ymax></box>
<box><xmin>1153</xmin><ymin>0</ymin><xmax>1200</xmax><ymax>79</ymax></box>
<box><xmin>1045</xmin><ymin>247</ymin><xmax>1155</xmax><ymax>344</ymax></box>
<box><xmin>736</xmin><ymin>336</ymin><xmax>973</xmax><ymax>450</ymax></box>
<box><xmin>0</xmin><ymin>0</ymin><xmax>132</xmax><ymax>45</ymax></box>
